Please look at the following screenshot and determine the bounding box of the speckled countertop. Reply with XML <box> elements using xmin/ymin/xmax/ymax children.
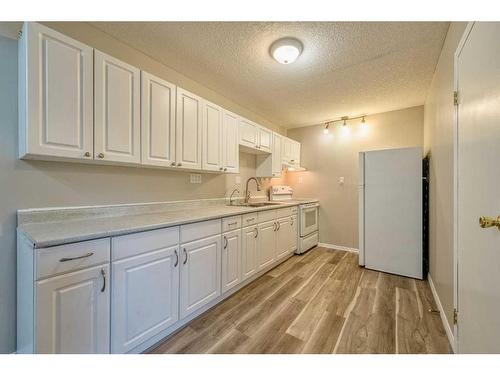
<box><xmin>17</xmin><ymin>198</ymin><xmax>318</xmax><ymax>249</ymax></box>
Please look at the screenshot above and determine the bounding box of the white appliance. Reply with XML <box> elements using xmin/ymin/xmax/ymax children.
<box><xmin>359</xmin><ymin>147</ymin><xmax>422</xmax><ymax>279</ymax></box>
<box><xmin>270</xmin><ymin>185</ymin><xmax>319</xmax><ymax>254</ymax></box>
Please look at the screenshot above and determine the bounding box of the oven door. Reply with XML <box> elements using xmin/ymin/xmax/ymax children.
<box><xmin>300</xmin><ymin>203</ymin><xmax>319</xmax><ymax>237</ymax></box>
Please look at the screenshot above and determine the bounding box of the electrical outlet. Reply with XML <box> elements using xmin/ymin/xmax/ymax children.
<box><xmin>339</xmin><ymin>176</ymin><xmax>345</xmax><ymax>185</ymax></box>
<box><xmin>298</xmin><ymin>176</ymin><xmax>303</xmax><ymax>184</ymax></box>
<box><xmin>190</xmin><ymin>174</ymin><xmax>202</xmax><ymax>184</ymax></box>
<box><xmin>235</xmin><ymin>176</ymin><xmax>241</xmax><ymax>184</ymax></box>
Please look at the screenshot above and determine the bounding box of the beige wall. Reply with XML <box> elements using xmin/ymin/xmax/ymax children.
<box><xmin>0</xmin><ymin>24</ymin><xmax>281</xmax><ymax>353</ymax></box>
<box><xmin>286</xmin><ymin>106</ymin><xmax>424</xmax><ymax>249</ymax></box>
<box><xmin>423</xmin><ymin>22</ymin><xmax>467</xmax><ymax>329</ymax></box>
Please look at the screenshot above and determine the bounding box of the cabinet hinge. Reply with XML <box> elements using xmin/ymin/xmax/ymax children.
<box><xmin>453</xmin><ymin>91</ymin><xmax>459</xmax><ymax>106</ymax></box>
<box><xmin>453</xmin><ymin>308</ymin><xmax>458</xmax><ymax>325</ymax></box>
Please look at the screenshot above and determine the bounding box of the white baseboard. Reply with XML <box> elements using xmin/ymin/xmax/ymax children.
<box><xmin>428</xmin><ymin>273</ymin><xmax>456</xmax><ymax>353</ymax></box>
<box><xmin>318</xmin><ymin>242</ymin><xmax>359</xmax><ymax>253</ymax></box>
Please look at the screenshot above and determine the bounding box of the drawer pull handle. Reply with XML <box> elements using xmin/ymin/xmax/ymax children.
<box><xmin>183</xmin><ymin>248</ymin><xmax>188</xmax><ymax>265</ymax></box>
<box><xmin>228</xmin><ymin>222</ymin><xmax>238</xmax><ymax>226</ymax></box>
<box><xmin>290</xmin><ymin>217</ymin><xmax>294</xmax><ymax>226</ymax></box>
<box><xmin>174</xmin><ymin>250</ymin><xmax>179</xmax><ymax>267</ymax></box>
<box><xmin>59</xmin><ymin>252</ymin><xmax>94</xmax><ymax>262</ymax></box>
<box><xmin>254</xmin><ymin>228</ymin><xmax>258</xmax><ymax>238</ymax></box>
<box><xmin>246</xmin><ymin>218</ymin><xmax>255</xmax><ymax>222</ymax></box>
<box><xmin>224</xmin><ymin>236</ymin><xmax>228</xmax><ymax>249</ymax></box>
<box><xmin>100</xmin><ymin>268</ymin><xmax>106</xmax><ymax>293</ymax></box>
<box><xmin>273</xmin><ymin>222</ymin><xmax>277</xmax><ymax>232</ymax></box>
<box><xmin>277</xmin><ymin>221</ymin><xmax>281</xmax><ymax>231</ymax></box>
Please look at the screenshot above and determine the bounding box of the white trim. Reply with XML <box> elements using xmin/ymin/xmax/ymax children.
<box><xmin>452</xmin><ymin>22</ymin><xmax>475</xmax><ymax>353</ymax></box>
<box><xmin>428</xmin><ymin>273</ymin><xmax>456</xmax><ymax>353</ymax></box>
<box><xmin>318</xmin><ymin>243</ymin><xmax>358</xmax><ymax>253</ymax></box>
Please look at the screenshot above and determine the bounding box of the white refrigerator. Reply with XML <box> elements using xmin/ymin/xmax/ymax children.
<box><xmin>358</xmin><ymin>147</ymin><xmax>422</xmax><ymax>279</ymax></box>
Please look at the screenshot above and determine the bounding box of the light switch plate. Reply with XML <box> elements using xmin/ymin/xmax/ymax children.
<box><xmin>338</xmin><ymin>176</ymin><xmax>345</xmax><ymax>185</ymax></box>
<box><xmin>190</xmin><ymin>174</ymin><xmax>202</xmax><ymax>184</ymax></box>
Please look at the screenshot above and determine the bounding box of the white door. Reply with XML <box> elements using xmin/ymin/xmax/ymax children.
<box><xmin>21</xmin><ymin>22</ymin><xmax>94</xmax><ymax>160</ymax></box>
<box><xmin>257</xmin><ymin>220</ymin><xmax>276</xmax><ymax>270</ymax></box>
<box><xmin>275</xmin><ymin>217</ymin><xmax>290</xmax><ymax>260</ymax></box>
<box><xmin>141</xmin><ymin>72</ymin><xmax>176</xmax><ymax>168</ymax></box>
<box><xmin>202</xmin><ymin>101</ymin><xmax>223</xmax><ymax>171</ymax></box>
<box><xmin>363</xmin><ymin>148</ymin><xmax>422</xmax><ymax>279</ymax></box>
<box><xmin>258</xmin><ymin>127</ymin><xmax>272</xmax><ymax>153</ymax></box>
<box><xmin>241</xmin><ymin>225</ymin><xmax>258</xmax><ymax>280</ymax></box>
<box><xmin>239</xmin><ymin>118</ymin><xmax>258</xmax><ymax>149</ymax></box>
<box><xmin>456</xmin><ymin>22</ymin><xmax>500</xmax><ymax>353</ymax></box>
<box><xmin>180</xmin><ymin>235</ymin><xmax>221</xmax><ymax>319</ymax></box>
<box><xmin>111</xmin><ymin>246</ymin><xmax>179</xmax><ymax>353</ymax></box>
<box><xmin>222</xmin><ymin>229</ymin><xmax>241</xmax><ymax>293</ymax></box>
<box><xmin>272</xmin><ymin>133</ymin><xmax>282</xmax><ymax>177</ymax></box>
<box><xmin>94</xmin><ymin>51</ymin><xmax>141</xmax><ymax>164</ymax></box>
<box><xmin>36</xmin><ymin>264</ymin><xmax>110</xmax><ymax>353</ymax></box>
<box><xmin>176</xmin><ymin>88</ymin><xmax>202</xmax><ymax>169</ymax></box>
<box><xmin>222</xmin><ymin>110</ymin><xmax>240</xmax><ymax>173</ymax></box>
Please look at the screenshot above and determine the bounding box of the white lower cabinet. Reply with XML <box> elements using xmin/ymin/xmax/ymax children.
<box><xmin>241</xmin><ymin>224</ymin><xmax>258</xmax><ymax>280</ymax></box>
<box><xmin>180</xmin><ymin>234</ymin><xmax>221</xmax><ymax>319</ymax></box>
<box><xmin>36</xmin><ymin>264</ymin><xmax>110</xmax><ymax>354</ymax></box>
<box><xmin>276</xmin><ymin>217</ymin><xmax>291</xmax><ymax>260</ymax></box>
<box><xmin>257</xmin><ymin>220</ymin><xmax>276</xmax><ymax>270</ymax></box>
<box><xmin>222</xmin><ymin>229</ymin><xmax>242</xmax><ymax>293</ymax></box>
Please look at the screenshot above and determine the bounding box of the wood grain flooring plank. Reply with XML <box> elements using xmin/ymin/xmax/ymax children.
<box><xmin>302</xmin><ymin>309</ymin><xmax>345</xmax><ymax>354</ymax></box>
<box><xmin>150</xmin><ymin>326</ymin><xmax>200</xmax><ymax>354</ymax></box>
<box><xmin>206</xmin><ymin>329</ymin><xmax>250</xmax><ymax>354</ymax></box>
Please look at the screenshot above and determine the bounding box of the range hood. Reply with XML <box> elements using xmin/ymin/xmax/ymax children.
<box><xmin>282</xmin><ymin>160</ymin><xmax>306</xmax><ymax>172</ymax></box>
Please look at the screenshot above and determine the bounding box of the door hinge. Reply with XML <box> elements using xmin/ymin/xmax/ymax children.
<box><xmin>453</xmin><ymin>308</ymin><xmax>458</xmax><ymax>325</ymax></box>
<box><xmin>453</xmin><ymin>91</ymin><xmax>459</xmax><ymax>106</ymax></box>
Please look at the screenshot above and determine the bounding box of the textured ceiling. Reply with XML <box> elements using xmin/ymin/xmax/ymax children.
<box><xmin>90</xmin><ymin>22</ymin><xmax>449</xmax><ymax>128</ymax></box>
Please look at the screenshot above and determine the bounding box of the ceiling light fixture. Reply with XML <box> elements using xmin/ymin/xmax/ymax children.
<box><xmin>342</xmin><ymin>116</ymin><xmax>348</xmax><ymax>127</ymax></box>
<box><xmin>320</xmin><ymin>114</ymin><xmax>368</xmax><ymax>134</ymax></box>
<box><xmin>270</xmin><ymin>37</ymin><xmax>303</xmax><ymax>65</ymax></box>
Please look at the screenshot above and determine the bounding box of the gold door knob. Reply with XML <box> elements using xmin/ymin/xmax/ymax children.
<box><xmin>479</xmin><ymin>216</ymin><xmax>500</xmax><ymax>230</ymax></box>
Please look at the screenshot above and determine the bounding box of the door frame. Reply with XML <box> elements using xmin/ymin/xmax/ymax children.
<box><xmin>452</xmin><ymin>21</ymin><xmax>475</xmax><ymax>354</ymax></box>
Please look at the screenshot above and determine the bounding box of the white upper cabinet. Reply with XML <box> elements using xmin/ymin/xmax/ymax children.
<box><xmin>202</xmin><ymin>101</ymin><xmax>223</xmax><ymax>171</ymax></box>
<box><xmin>222</xmin><ymin>110</ymin><xmax>240</xmax><ymax>173</ymax></box>
<box><xmin>272</xmin><ymin>133</ymin><xmax>283</xmax><ymax>177</ymax></box>
<box><xmin>141</xmin><ymin>72</ymin><xmax>176</xmax><ymax>168</ymax></box>
<box><xmin>239</xmin><ymin>118</ymin><xmax>258</xmax><ymax>149</ymax></box>
<box><xmin>94</xmin><ymin>51</ymin><xmax>141</xmax><ymax>164</ymax></box>
<box><xmin>282</xmin><ymin>137</ymin><xmax>300</xmax><ymax>165</ymax></box>
<box><xmin>36</xmin><ymin>264</ymin><xmax>110</xmax><ymax>353</ymax></box>
<box><xmin>176</xmin><ymin>88</ymin><xmax>203</xmax><ymax>169</ymax></box>
<box><xmin>258</xmin><ymin>127</ymin><xmax>272</xmax><ymax>153</ymax></box>
<box><xmin>19</xmin><ymin>22</ymin><xmax>94</xmax><ymax>160</ymax></box>
<box><xmin>291</xmin><ymin>139</ymin><xmax>301</xmax><ymax>165</ymax></box>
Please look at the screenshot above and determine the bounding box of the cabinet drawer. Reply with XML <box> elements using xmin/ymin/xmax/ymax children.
<box><xmin>112</xmin><ymin>226</ymin><xmax>179</xmax><ymax>261</ymax></box>
<box><xmin>258</xmin><ymin>209</ymin><xmax>277</xmax><ymax>223</ymax></box>
<box><xmin>180</xmin><ymin>219</ymin><xmax>221</xmax><ymax>243</ymax></box>
<box><xmin>242</xmin><ymin>213</ymin><xmax>258</xmax><ymax>227</ymax></box>
<box><xmin>222</xmin><ymin>215</ymin><xmax>241</xmax><ymax>232</ymax></box>
<box><xmin>277</xmin><ymin>206</ymin><xmax>298</xmax><ymax>218</ymax></box>
<box><xmin>36</xmin><ymin>238</ymin><xmax>110</xmax><ymax>280</ymax></box>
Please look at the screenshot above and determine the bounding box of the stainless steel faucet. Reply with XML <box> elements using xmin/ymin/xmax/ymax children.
<box><xmin>244</xmin><ymin>177</ymin><xmax>261</xmax><ymax>204</ymax></box>
<box><xmin>229</xmin><ymin>189</ymin><xmax>240</xmax><ymax>206</ymax></box>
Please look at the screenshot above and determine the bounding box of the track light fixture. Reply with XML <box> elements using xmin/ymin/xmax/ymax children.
<box><xmin>323</xmin><ymin>122</ymin><xmax>330</xmax><ymax>134</ymax></box>
<box><xmin>321</xmin><ymin>114</ymin><xmax>368</xmax><ymax>133</ymax></box>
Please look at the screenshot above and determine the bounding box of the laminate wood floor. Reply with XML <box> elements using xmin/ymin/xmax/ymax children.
<box><xmin>149</xmin><ymin>247</ymin><xmax>451</xmax><ymax>354</ymax></box>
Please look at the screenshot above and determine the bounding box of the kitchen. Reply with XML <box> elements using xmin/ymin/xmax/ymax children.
<box><xmin>1</xmin><ymin>4</ymin><xmax>500</xmax><ymax>368</ymax></box>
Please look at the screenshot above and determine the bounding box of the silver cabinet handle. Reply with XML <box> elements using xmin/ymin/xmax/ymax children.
<box><xmin>224</xmin><ymin>168</ymin><xmax>227</xmax><ymax>171</ymax></box>
<box><xmin>290</xmin><ymin>217</ymin><xmax>294</xmax><ymax>226</ymax></box>
<box><xmin>171</xmin><ymin>162</ymin><xmax>176</xmax><ymax>166</ymax></box>
<box><xmin>277</xmin><ymin>221</ymin><xmax>281</xmax><ymax>231</ymax></box>
<box><xmin>246</xmin><ymin>218</ymin><xmax>255</xmax><ymax>222</ymax></box>
<box><xmin>228</xmin><ymin>222</ymin><xmax>238</xmax><ymax>226</ymax></box>
<box><xmin>98</xmin><ymin>153</ymin><xmax>104</xmax><ymax>159</ymax></box>
<box><xmin>254</xmin><ymin>227</ymin><xmax>258</xmax><ymax>238</ymax></box>
<box><xmin>183</xmin><ymin>248</ymin><xmax>188</xmax><ymax>265</ymax></box>
<box><xmin>224</xmin><ymin>236</ymin><xmax>228</xmax><ymax>249</ymax></box>
<box><xmin>100</xmin><ymin>268</ymin><xmax>106</xmax><ymax>293</ymax></box>
<box><xmin>59</xmin><ymin>252</ymin><xmax>94</xmax><ymax>262</ymax></box>
<box><xmin>177</xmin><ymin>162</ymin><xmax>182</xmax><ymax>167</ymax></box>
<box><xmin>84</xmin><ymin>151</ymin><xmax>91</xmax><ymax>157</ymax></box>
<box><xmin>219</xmin><ymin>167</ymin><xmax>223</xmax><ymax>171</ymax></box>
<box><xmin>273</xmin><ymin>222</ymin><xmax>277</xmax><ymax>231</ymax></box>
<box><xmin>174</xmin><ymin>249</ymin><xmax>179</xmax><ymax>267</ymax></box>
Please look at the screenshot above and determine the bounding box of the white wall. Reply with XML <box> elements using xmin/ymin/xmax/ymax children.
<box><xmin>424</xmin><ymin>22</ymin><xmax>467</xmax><ymax>329</ymax></box>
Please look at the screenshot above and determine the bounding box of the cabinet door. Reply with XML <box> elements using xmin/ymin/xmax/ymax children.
<box><xmin>180</xmin><ymin>235</ymin><xmax>221</xmax><ymax>319</ymax></box>
<box><xmin>241</xmin><ymin>225</ymin><xmax>258</xmax><ymax>281</ymax></box>
<box><xmin>202</xmin><ymin>101</ymin><xmax>223</xmax><ymax>171</ymax></box>
<box><xmin>239</xmin><ymin>118</ymin><xmax>258</xmax><ymax>148</ymax></box>
<box><xmin>176</xmin><ymin>88</ymin><xmax>203</xmax><ymax>169</ymax></box>
<box><xmin>222</xmin><ymin>110</ymin><xmax>240</xmax><ymax>173</ymax></box>
<box><xmin>257</xmin><ymin>220</ymin><xmax>276</xmax><ymax>270</ymax></box>
<box><xmin>275</xmin><ymin>217</ymin><xmax>291</xmax><ymax>261</ymax></box>
<box><xmin>36</xmin><ymin>264</ymin><xmax>110</xmax><ymax>353</ymax></box>
<box><xmin>111</xmin><ymin>246</ymin><xmax>179</xmax><ymax>353</ymax></box>
<box><xmin>20</xmin><ymin>22</ymin><xmax>93</xmax><ymax>160</ymax></box>
<box><xmin>222</xmin><ymin>229</ymin><xmax>241</xmax><ymax>293</ymax></box>
<box><xmin>291</xmin><ymin>140</ymin><xmax>301</xmax><ymax>165</ymax></box>
<box><xmin>94</xmin><ymin>51</ymin><xmax>141</xmax><ymax>164</ymax></box>
<box><xmin>272</xmin><ymin>133</ymin><xmax>282</xmax><ymax>177</ymax></box>
<box><xmin>258</xmin><ymin>127</ymin><xmax>272</xmax><ymax>153</ymax></box>
<box><xmin>289</xmin><ymin>215</ymin><xmax>298</xmax><ymax>253</ymax></box>
<box><xmin>141</xmin><ymin>72</ymin><xmax>176</xmax><ymax>168</ymax></box>
<box><xmin>282</xmin><ymin>137</ymin><xmax>292</xmax><ymax>162</ymax></box>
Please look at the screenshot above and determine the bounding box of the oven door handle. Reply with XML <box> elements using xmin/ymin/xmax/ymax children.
<box><xmin>301</xmin><ymin>203</ymin><xmax>319</xmax><ymax>209</ymax></box>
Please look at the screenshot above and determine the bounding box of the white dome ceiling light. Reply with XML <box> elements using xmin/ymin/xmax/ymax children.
<box><xmin>270</xmin><ymin>37</ymin><xmax>303</xmax><ymax>65</ymax></box>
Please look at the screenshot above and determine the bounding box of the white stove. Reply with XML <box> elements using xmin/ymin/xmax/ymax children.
<box><xmin>270</xmin><ymin>186</ymin><xmax>319</xmax><ymax>254</ymax></box>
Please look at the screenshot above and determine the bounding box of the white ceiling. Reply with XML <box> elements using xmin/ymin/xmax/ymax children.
<box><xmin>89</xmin><ymin>22</ymin><xmax>449</xmax><ymax>128</ymax></box>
